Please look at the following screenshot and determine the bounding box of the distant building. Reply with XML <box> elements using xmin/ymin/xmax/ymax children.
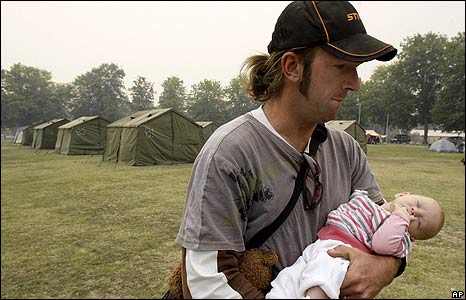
<box><xmin>410</xmin><ymin>129</ymin><xmax>465</xmax><ymax>145</ymax></box>
<box><xmin>1</xmin><ymin>128</ymin><xmax>14</xmax><ymax>140</ymax></box>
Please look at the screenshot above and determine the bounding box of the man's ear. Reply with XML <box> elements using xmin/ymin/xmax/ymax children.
<box><xmin>281</xmin><ymin>52</ymin><xmax>302</xmax><ymax>83</ymax></box>
<box><xmin>394</xmin><ymin>191</ymin><xmax>410</xmax><ymax>199</ymax></box>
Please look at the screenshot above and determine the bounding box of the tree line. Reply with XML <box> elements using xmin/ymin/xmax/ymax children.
<box><xmin>2</xmin><ymin>32</ymin><xmax>464</xmax><ymax>143</ymax></box>
<box><xmin>1</xmin><ymin>62</ymin><xmax>259</xmax><ymax>129</ymax></box>
<box><xmin>337</xmin><ymin>32</ymin><xmax>464</xmax><ymax>143</ymax></box>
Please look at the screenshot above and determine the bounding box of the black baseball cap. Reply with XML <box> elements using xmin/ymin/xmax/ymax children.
<box><xmin>267</xmin><ymin>1</ymin><xmax>397</xmax><ymax>62</ymax></box>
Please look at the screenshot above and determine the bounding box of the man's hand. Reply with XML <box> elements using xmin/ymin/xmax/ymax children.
<box><xmin>328</xmin><ymin>245</ymin><xmax>401</xmax><ymax>299</ymax></box>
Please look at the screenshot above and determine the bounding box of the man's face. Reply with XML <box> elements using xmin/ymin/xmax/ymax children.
<box><xmin>302</xmin><ymin>48</ymin><xmax>361</xmax><ymax>123</ymax></box>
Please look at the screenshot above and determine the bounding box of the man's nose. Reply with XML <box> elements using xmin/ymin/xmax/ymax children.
<box><xmin>344</xmin><ymin>69</ymin><xmax>361</xmax><ymax>92</ymax></box>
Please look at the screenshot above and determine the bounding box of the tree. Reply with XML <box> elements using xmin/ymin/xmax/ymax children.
<box><xmin>357</xmin><ymin>33</ymin><xmax>454</xmax><ymax>143</ymax></box>
<box><xmin>1</xmin><ymin>63</ymin><xmax>66</xmax><ymax>129</ymax></box>
<box><xmin>68</xmin><ymin>63</ymin><xmax>130</xmax><ymax>121</ymax></box>
<box><xmin>1</xmin><ymin>69</ymin><xmax>8</xmax><ymax>128</ymax></box>
<box><xmin>186</xmin><ymin>79</ymin><xmax>226</xmax><ymax>124</ymax></box>
<box><xmin>362</xmin><ymin>64</ymin><xmax>418</xmax><ymax>134</ymax></box>
<box><xmin>53</xmin><ymin>83</ymin><xmax>73</xmax><ymax>119</ymax></box>
<box><xmin>224</xmin><ymin>74</ymin><xmax>260</xmax><ymax>122</ymax></box>
<box><xmin>432</xmin><ymin>32</ymin><xmax>465</xmax><ymax>132</ymax></box>
<box><xmin>336</xmin><ymin>89</ymin><xmax>360</xmax><ymax>123</ymax></box>
<box><xmin>129</xmin><ymin>76</ymin><xmax>155</xmax><ymax>112</ymax></box>
<box><xmin>158</xmin><ymin>76</ymin><xmax>187</xmax><ymax>112</ymax></box>
<box><xmin>396</xmin><ymin>32</ymin><xmax>449</xmax><ymax>143</ymax></box>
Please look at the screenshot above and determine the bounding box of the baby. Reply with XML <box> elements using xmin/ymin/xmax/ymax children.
<box><xmin>266</xmin><ymin>190</ymin><xmax>445</xmax><ymax>299</ymax></box>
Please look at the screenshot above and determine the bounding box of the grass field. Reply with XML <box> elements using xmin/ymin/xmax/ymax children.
<box><xmin>1</xmin><ymin>139</ymin><xmax>465</xmax><ymax>299</ymax></box>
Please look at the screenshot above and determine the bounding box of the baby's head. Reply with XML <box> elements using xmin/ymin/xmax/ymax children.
<box><xmin>391</xmin><ymin>192</ymin><xmax>444</xmax><ymax>241</ymax></box>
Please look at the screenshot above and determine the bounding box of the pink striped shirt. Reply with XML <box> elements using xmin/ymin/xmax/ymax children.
<box><xmin>321</xmin><ymin>190</ymin><xmax>412</xmax><ymax>258</ymax></box>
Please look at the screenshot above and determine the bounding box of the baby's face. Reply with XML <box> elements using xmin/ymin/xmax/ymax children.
<box><xmin>392</xmin><ymin>195</ymin><xmax>444</xmax><ymax>240</ymax></box>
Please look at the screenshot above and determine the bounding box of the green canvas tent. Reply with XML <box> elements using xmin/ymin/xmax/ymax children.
<box><xmin>326</xmin><ymin>120</ymin><xmax>367</xmax><ymax>154</ymax></box>
<box><xmin>55</xmin><ymin>116</ymin><xmax>110</xmax><ymax>155</ymax></box>
<box><xmin>13</xmin><ymin>125</ymin><xmax>28</xmax><ymax>144</ymax></box>
<box><xmin>18</xmin><ymin>121</ymin><xmax>46</xmax><ymax>146</ymax></box>
<box><xmin>196</xmin><ymin>121</ymin><xmax>219</xmax><ymax>141</ymax></box>
<box><xmin>102</xmin><ymin>108</ymin><xmax>204</xmax><ymax>166</ymax></box>
<box><xmin>32</xmin><ymin>118</ymin><xmax>70</xmax><ymax>149</ymax></box>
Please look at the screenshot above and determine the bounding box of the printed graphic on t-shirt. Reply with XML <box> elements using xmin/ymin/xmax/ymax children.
<box><xmin>229</xmin><ymin>167</ymin><xmax>275</xmax><ymax>221</ymax></box>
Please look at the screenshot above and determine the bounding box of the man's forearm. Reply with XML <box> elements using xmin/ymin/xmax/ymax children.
<box><xmin>182</xmin><ymin>248</ymin><xmax>264</xmax><ymax>299</ymax></box>
<box><xmin>385</xmin><ymin>255</ymin><xmax>402</xmax><ymax>281</ymax></box>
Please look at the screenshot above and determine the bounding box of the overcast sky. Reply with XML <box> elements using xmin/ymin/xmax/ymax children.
<box><xmin>2</xmin><ymin>1</ymin><xmax>465</xmax><ymax>102</ymax></box>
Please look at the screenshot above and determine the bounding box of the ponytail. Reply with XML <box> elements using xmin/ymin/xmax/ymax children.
<box><xmin>241</xmin><ymin>50</ymin><xmax>287</xmax><ymax>102</ymax></box>
<box><xmin>241</xmin><ymin>47</ymin><xmax>315</xmax><ymax>101</ymax></box>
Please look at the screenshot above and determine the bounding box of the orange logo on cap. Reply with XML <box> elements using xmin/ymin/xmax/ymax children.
<box><xmin>347</xmin><ymin>13</ymin><xmax>360</xmax><ymax>21</ymax></box>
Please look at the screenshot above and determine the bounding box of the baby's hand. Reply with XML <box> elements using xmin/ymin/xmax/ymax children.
<box><xmin>392</xmin><ymin>203</ymin><xmax>410</xmax><ymax>220</ymax></box>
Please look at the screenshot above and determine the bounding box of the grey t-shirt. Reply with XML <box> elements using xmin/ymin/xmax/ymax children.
<box><xmin>176</xmin><ymin>114</ymin><xmax>382</xmax><ymax>271</ymax></box>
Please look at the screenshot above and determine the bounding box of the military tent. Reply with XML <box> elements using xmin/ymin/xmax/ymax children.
<box><xmin>428</xmin><ymin>139</ymin><xmax>458</xmax><ymax>153</ymax></box>
<box><xmin>326</xmin><ymin>120</ymin><xmax>367</xmax><ymax>154</ymax></box>
<box><xmin>13</xmin><ymin>126</ymin><xmax>28</xmax><ymax>144</ymax></box>
<box><xmin>55</xmin><ymin>116</ymin><xmax>110</xmax><ymax>155</ymax></box>
<box><xmin>102</xmin><ymin>108</ymin><xmax>204</xmax><ymax>166</ymax></box>
<box><xmin>14</xmin><ymin>121</ymin><xmax>46</xmax><ymax>146</ymax></box>
<box><xmin>196</xmin><ymin>121</ymin><xmax>219</xmax><ymax>141</ymax></box>
<box><xmin>32</xmin><ymin>118</ymin><xmax>70</xmax><ymax>149</ymax></box>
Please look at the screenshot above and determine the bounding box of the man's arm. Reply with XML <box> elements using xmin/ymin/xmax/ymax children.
<box><xmin>181</xmin><ymin>248</ymin><xmax>264</xmax><ymax>299</ymax></box>
<box><xmin>327</xmin><ymin>246</ymin><xmax>401</xmax><ymax>299</ymax></box>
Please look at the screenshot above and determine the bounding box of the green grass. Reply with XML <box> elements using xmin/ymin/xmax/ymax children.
<box><xmin>368</xmin><ymin>144</ymin><xmax>465</xmax><ymax>299</ymax></box>
<box><xmin>1</xmin><ymin>140</ymin><xmax>465</xmax><ymax>299</ymax></box>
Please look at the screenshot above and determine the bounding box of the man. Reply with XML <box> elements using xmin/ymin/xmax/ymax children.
<box><xmin>176</xmin><ymin>1</ymin><xmax>402</xmax><ymax>298</ymax></box>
